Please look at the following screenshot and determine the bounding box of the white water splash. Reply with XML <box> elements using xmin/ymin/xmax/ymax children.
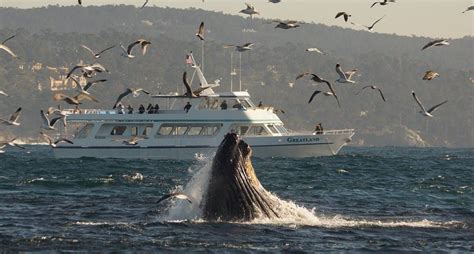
<box><xmin>162</xmin><ymin>159</ymin><xmax>213</xmax><ymax>221</ymax></box>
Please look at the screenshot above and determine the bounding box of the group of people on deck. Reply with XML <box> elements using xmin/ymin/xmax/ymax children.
<box><xmin>116</xmin><ymin>103</ymin><xmax>160</xmax><ymax>114</ymax></box>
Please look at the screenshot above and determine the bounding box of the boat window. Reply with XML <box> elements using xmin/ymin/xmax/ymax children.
<box><xmin>201</xmin><ymin>125</ymin><xmax>221</xmax><ymax>136</ymax></box>
<box><xmin>131</xmin><ymin>127</ymin><xmax>138</xmax><ymax>136</ymax></box>
<box><xmin>76</xmin><ymin>124</ymin><xmax>94</xmax><ymax>139</ymax></box>
<box><xmin>110</xmin><ymin>126</ymin><xmax>127</xmax><ymax>136</ymax></box>
<box><xmin>275</xmin><ymin>124</ymin><xmax>288</xmax><ymax>134</ymax></box>
<box><xmin>230</xmin><ymin>125</ymin><xmax>250</xmax><ymax>135</ymax></box>
<box><xmin>267</xmin><ymin>125</ymin><xmax>279</xmax><ymax>134</ymax></box>
<box><xmin>158</xmin><ymin>126</ymin><xmax>173</xmax><ymax>136</ymax></box>
<box><xmin>187</xmin><ymin>126</ymin><xmax>203</xmax><ymax>136</ymax></box>
<box><xmin>241</xmin><ymin>99</ymin><xmax>252</xmax><ymax>108</ymax></box>
<box><xmin>175</xmin><ymin>126</ymin><xmax>188</xmax><ymax>135</ymax></box>
<box><xmin>143</xmin><ymin>126</ymin><xmax>152</xmax><ymax>136</ymax></box>
<box><xmin>247</xmin><ymin>126</ymin><xmax>270</xmax><ymax>136</ymax></box>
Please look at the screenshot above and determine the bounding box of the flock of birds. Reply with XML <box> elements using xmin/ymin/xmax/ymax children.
<box><xmin>0</xmin><ymin>1</ymin><xmax>473</xmax><ymax>153</ymax></box>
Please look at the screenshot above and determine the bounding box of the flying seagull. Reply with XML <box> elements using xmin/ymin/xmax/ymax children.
<box><xmin>80</xmin><ymin>44</ymin><xmax>115</xmax><ymax>59</ymax></box>
<box><xmin>157</xmin><ymin>193</ymin><xmax>193</xmax><ymax>204</ymax></box>
<box><xmin>240</xmin><ymin>3</ymin><xmax>260</xmax><ymax>18</ymax></box>
<box><xmin>423</xmin><ymin>71</ymin><xmax>440</xmax><ymax>80</ymax></box>
<box><xmin>462</xmin><ymin>6</ymin><xmax>474</xmax><ymax>13</ymax></box>
<box><xmin>411</xmin><ymin>91</ymin><xmax>447</xmax><ymax>117</ymax></box>
<box><xmin>196</xmin><ymin>22</ymin><xmax>205</xmax><ymax>40</ymax></box>
<box><xmin>0</xmin><ymin>35</ymin><xmax>18</xmax><ymax>58</ymax></box>
<box><xmin>273</xmin><ymin>20</ymin><xmax>302</xmax><ymax>29</ymax></box>
<box><xmin>53</xmin><ymin>93</ymin><xmax>81</xmax><ymax>106</ymax></box>
<box><xmin>335</xmin><ymin>12</ymin><xmax>351</xmax><ymax>22</ymax></box>
<box><xmin>40</xmin><ymin>132</ymin><xmax>73</xmax><ymax>148</ymax></box>
<box><xmin>66</xmin><ymin>63</ymin><xmax>109</xmax><ymax>78</ymax></box>
<box><xmin>421</xmin><ymin>39</ymin><xmax>449</xmax><ymax>50</ymax></box>
<box><xmin>0</xmin><ymin>91</ymin><xmax>8</xmax><ymax>97</ymax></box>
<box><xmin>116</xmin><ymin>136</ymin><xmax>146</xmax><ymax>146</ymax></box>
<box><xmin>69</xmin><ymin>77</ymin><xmax>107</xmax><ymax>95</ymax></box>
<box><xmin>359</xmin><ymin>85</ymin><xmax>386</xmax><ymax>102</ymax></box>
<box><xmin>182</xmin><ymin>72</ymin><xmax>212</xmax><ymax>98</ymax></box>
<box><xmin>296</xmin><ymin>72</ymin><xmax>340</xmax><ymax>107</ymax></box>
<box><xmin>121</xmin><ymin>39</ymin><xmax>151</xmax><ymax>58</ymax></box>
<box><xmin>269</xmin><ymin>0</ymin><xmax>281</xmax><ymax>2</ymax></box>
<box><xmin>40</xmin><ymin>110</ymin><xmax>63</xmax><ymax>130</ymax></box>
<box><xmin>351</xmin><ymin>15</ymin><xmax>386</xmax><ymax>31</ymax></box>
<box><xmin>371</xmin><ymin>0</ymin><xmax>395</xmax><ymax>8</ymax></box>
<box><xmin>78</xmin><ymin>0</ymin><xmax>82</xmax><ymax>5</ymax></box>
<box><xmin>224</xmin><ymin>43</ymin><xmax>254</xmax><ymax>52</ymax></box>
<box><xmin>113</xmin><ymin>88</ymin><xmax>150</xmax><ymax>109</ymax></box>
<box><xmin>140</xmin><ymin>0</ymin><xmax>149</xmax><ymax>9</ymax></box>
<box><xmin>0</xmin><ymin>107</ymin><xmax>22</xmax><ymax>126</ymax></box>
<box><xmin>308</xmin><ymin>90</ymin><xmax>338</xmax><ymax>104</ymax></box>
<box><xmin>0</xmin><ymin>137</ymin><xmax>25</xmax><ymax>150</ymax></box>
<box><xmin>305</xmin><ymin>47</ymin><xmax>327</xmax><ymax>55</ymax></box>
<box><xmin>335</xmin><ymin>63</ymin><xmax>357</xmax><ymax>84</ymax></box>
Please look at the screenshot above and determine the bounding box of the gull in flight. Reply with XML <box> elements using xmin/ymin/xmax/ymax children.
<box><xmin>69</xmin><ymin>77</ymin><xmax>107</xmax><ymax>95</ymax></box>
<box><xmin>140</xmin><ymin>0</ymin><xmax>149</xmax><ymax>9</ymax></box>
<box><xmin>196</xmin><ymin>22</ymin><xmax>205</xmax><ymax>40</ymax></box>
<box><xmin>157</xmin><ymin>193</ymin><xmax>193</xmax><ymax>204</ymax></box>
<box><xmin>66</xmin><ymin>63</ymin><xmax>109</xmax><ymax>78</ymax></box>
<box><xmin>371</xmin><ymin>0</ymin><xmax>395</xmax><ymax>8</ymax></box>
<box><xmin>113</xmin><ymin>88</ymin><xmax>150</xmax><ymax>109</ymax></box>
<box><xmin>351</xmin><ymin>15</ymin><xmax>386</xmax><ymax>31</ymax></box>
<box><xmin>115</xmin><ymin>136</ymin><xmax>146</xmax><ymax>146</ymax></box>
<box><xmin>296</xmin><ymin>72</ymin><xmax>340</xmax><ymax>107</ymax></box>
<box><xmin>273</xmin><ymin>20</ymin><xmax>302</xmax><ymax>29</ymax></box>
<box><xmin>268</xmin><ymin>0</ymin><xmax>281</xmax><ymax>3</ymax></box>
<box><xmin>462</xmin><ymin>6</ymin><xmax>474</xmax><ymax>13</ymax></box>
<box><xmin>335</xmin><ymin>63</ymin><xmax>357</xmax><ymax>84</ymax></box>
<box><xmin>358</xmin><ymin>85</ymin><xmax>386</xmax><ymax>102</ymax></box>
<box><xmin>0</xmin><ymin>34</ymin><xmax>18</xmax><ymax>58</ymax></box>
<box><xmin>305</xmin><ymin>47</ymin><xmax>327</xmax><ymax>55</ymax></box>
<box><xmin>40</xmin><ymin>132</ymin><xmax>73</xmax><ymax>148</ymax></box>
<box><xmin>308</xmin><ymin>90</ymin><xmax>338</xmax><ymax>104</ymax></box>
<box><xmin>40</xmin><ymin>110</ymin><xmax>64</xmax><ymax>130</ymax></box>
<box><xmin>0</xmin><ymin>90</ymin><xmax>8</xmax><ymax>97</ymax></box>
<box><xmin>0</xmin><ymin>107</ymin><xmax>22</xmax><ymax>126</ymax></box>
<box><xmin>80</xmin><ymin>44</ymin><xmax>115</xmax><ymax>59</ymax></box>
<box><xmin>421</xmin><ymin>39</ymin><xmax>449</xmax><ymax>51</ymax></box>
<box><xmin>335</xmin><ymin>12</ymin><xmax>351</xmax><ymax>22</ymax></box>
<box><xmin>224</xmin><ymin>43</ymin><xmax>254</xmax><ymax>52</ymax></box>
<box><xmin>53</xmin><ymin>93</ymin><xmax>98</xmax><ymax>105</ymax></box>
<box><xmin>78</xmin><ymin>0</ymin><xmax>82</xmax><ymax>5</ymax></box>
<box><xmin>182</xmin><ymin>72</ymin><xmax>212</xmax><ymax>98</ymax></box>
<box><xmin>412</xmin><ymin>91</ymin><xmax>448</xmax><ymax>117</ymax></box>
<box><xmin>0</xmin><ymin>137</ymin><xmax>25</xmax><ymax>150</ymax></box>
<box><xmin>120</xmin><ymin>39</ymin><xmax>151</xmax><ymax>58</ymax></box>
<box><xmin>240</xmin><ymin>3</ymin><xmax>260</xmax><ymax>18</ymax></box>
<box><xmin>422</xmin><ymin>71</ymin><xmax>440</xmax><ymax>81</ymax></box>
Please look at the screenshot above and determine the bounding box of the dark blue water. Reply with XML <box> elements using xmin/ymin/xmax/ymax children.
<box><xmin>0</xmin><ymin>146</ymin><xmax>472</xmax><ymax>252</ymax></box>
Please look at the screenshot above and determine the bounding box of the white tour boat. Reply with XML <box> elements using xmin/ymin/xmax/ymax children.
<box><xmin>53</xmin><ymin>55</ymin><xmax>354</xmax><ymax>159</ymax></box>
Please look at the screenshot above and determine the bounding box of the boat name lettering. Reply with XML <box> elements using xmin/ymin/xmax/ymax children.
<box><xmin>287</xmin><ymin>137</ymin><xmax>319</xmax><ymax>143</ymax></box>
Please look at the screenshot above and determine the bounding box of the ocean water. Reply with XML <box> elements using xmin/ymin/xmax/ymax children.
<box><xmin>0</xmin><ymin>146</ymin><xmax>472</xmax><ymax>252</ymax></box>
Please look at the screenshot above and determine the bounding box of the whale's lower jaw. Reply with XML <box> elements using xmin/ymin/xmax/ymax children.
<box><xmin>202</xmin><ymin>133</ymin><xmax>281</xmax><ymax>222</ymax></box>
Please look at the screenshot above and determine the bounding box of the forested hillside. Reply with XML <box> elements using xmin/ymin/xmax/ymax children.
<box><xmin>0</xmin><ymin>5</ymin><xmax>472</xmax><ymax>147</ymax></box>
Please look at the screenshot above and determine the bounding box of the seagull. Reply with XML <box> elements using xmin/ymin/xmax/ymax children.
<box><xmin>196</xmin><ymin>22</ymin><xmax>205</xmax><ymax>40</ymax></box>
<box><xmin>274</xmin><ymin>20</ymin><xmax>302</xmax><ymax>29</ymax></box>
<box><xmin>421</xmin><ymin>39</ymin><xmax>449</xmax><ymax>51</ymax></box>
<box><xmin>358</xmin><ymin>85</ymin><xmax>386</xmax><ymax>102</ymax></box>
<box><xmin>224</xmin><ymin>43</ymin><xmax>254</xmax><ymax>52</ymax></box>
<box><xmin>296</xmin><ymin>73</ymin><xmax>340</xmax><ymax>107</ymax></box>
<box><xmin>240</xmin><ymin>3</ymin><xmax>260</xmax><ymax>18</ymax></box>
<box><xmin>53</xmin><ymin>93</ymin><xmax>81</xmax><ymax>105</ymax></box>
<box><xmin>335</xmin><ymin>63</ymin><xmax>357</xmax><ymax>84</ymax></box>
<box><xmin>113</xmin><ymin>88</ymin><xmax>150</xmax><ymax>109</ymax></box>
<box><xmin>117</xmin><ymin>136</ymin><xmax>145</xmax><ymax>146</ymax></box>
<box><xmin>140</xmin><ymin>0</ymin><xmax>149</xmax><ymax>9</ymax></box>
<box><xmin>157</xmin><ymin>193</ymin><xmax>193</xmax><ymax>204</ymax></box>
<box><xmin>371</xmin><ymin>0</ymin><xmax>395</xmax><ymax>8</ymax></box>
<box><xmin>412</xmin><ymin>91</ymin><xmax>448</xmax><ymax>117</ymax></box>
<box><xmin>120</xmin><ymin>39</ymin><xmax>151</xmax><ymax>58</ymax></box>
<box><xmin>0</xmin><ymin>91</ymin><xmax>8</xmax><ymax>97</ymax></box>
<box><xmin>308</xmin><ymin>90</ymin><xmax>338</xmax><ymax>104</ymax></box>
<box><xmin>305</xmin><ymin>48</ymin><xmax>327</xmax><ymax>55</ymax></box>
<box><xmin>0</xmin><ymin>35</ymin><xmax>18</xmax><ymax>58</ymax></box>
<box><xmin>66</xmin><ymin>63</ymin><xmax>109</xmax><ymax>78</ymax></box>
<box><xmin>78</xmin><ymin>0</ymin><xmax>82</xmax><ymax>5</ymax></box>
<box><xmin>70</xmin><ymin>77</ymin><xmax>107</xmax><ymax>95</ymax></box>
<box><xmin>80</xmin><ymin>44</ymin><xmax>116</xmax><ymax>59</ymax></box>
<box><xmin>40</xmin><ymin>110</ymin><xmax>63</xmax><ymax>130</ymax></box>
<box><xmin>40</xmin><ymin>132</ymin><xmax>73</xmax><ymax>148</ymax></box>
<box><xmin>182</xmin><ymin>72</ymin><xmax>213</xmax><ymax>98</ymax></box>
<box><xmin>351</xmin><ymin>15</ymin><xmax>386</xmax><ymax>31</ymax></box>
<box><xmin>269</xmin><ymin>0</ymin><xmax>281</xmax><ymax>2</ymax></box>
<box><xmin>423</xmin><ymin>71</ymin><xmax>440</xmax><ymax>81</ymax></box>
<box><xmin>335</xmin><ymin>12</ymin><xmax>351</xmax><ymax>22</ymax></box>
<box><xmin>0</xmin><ymin>137</ymin><xmax>25</xmax><ymax>150</ymax></box>
<box><xmin>0</xmin><ymin>107</ymin><xmax>22</xmax><ymax>126</ymax></box>
<box><xmin>462</xmin><ymin>6</ymin><xmax>474</xmax><ymax>13</ymax></box>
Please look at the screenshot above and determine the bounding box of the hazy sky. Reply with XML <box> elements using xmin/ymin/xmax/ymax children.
<box><xmin>1</xmin><ymin>0</ymin><xmax>473</xmax><ymax>38</ymax></box>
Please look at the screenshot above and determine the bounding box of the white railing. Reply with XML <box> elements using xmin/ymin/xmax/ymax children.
<box><xmin>289</xmin><ymin>129</ymin><xmax>355</xmax><ymax>136</ymax></box>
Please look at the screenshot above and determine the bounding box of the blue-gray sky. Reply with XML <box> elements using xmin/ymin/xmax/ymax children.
<box><xmin>1</xmin><ymin>0</ymin><xmax>473</xmax><ymax>38</ymax></box>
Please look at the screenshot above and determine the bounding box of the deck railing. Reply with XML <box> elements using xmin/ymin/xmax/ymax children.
<box><xmin>289</xmin><ymin>129</ymin><xmax>355</xmax><ymax>136</ymax></box>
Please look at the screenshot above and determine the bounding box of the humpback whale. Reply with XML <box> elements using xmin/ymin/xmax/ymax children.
<box><xmin>202</xmin><ymin>133</ymin><xmax>283</xmax><ymax>221</ymax></box>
